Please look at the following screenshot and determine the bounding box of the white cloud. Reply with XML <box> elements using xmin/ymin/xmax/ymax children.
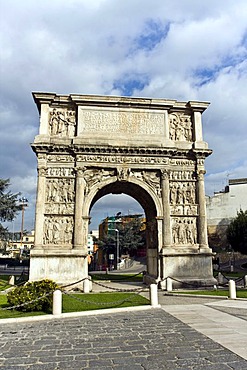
<box><xmin>0</xmin><ymin>0</ymin><xmax>246</xmax><ymax>231</ymax></box>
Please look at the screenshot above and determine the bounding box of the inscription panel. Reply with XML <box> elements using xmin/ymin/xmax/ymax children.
<box><xmin>78</xmin><ymin>107</ymin><xmax>165</xmax><ymax>136</ymax></box>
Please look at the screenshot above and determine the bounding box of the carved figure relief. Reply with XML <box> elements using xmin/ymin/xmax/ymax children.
<box><xmin>46</xmin><ymin>179</ymin><xmax>75</xmax><ymax>203</ymax></box>
<box><xmin>170</xmin><ymin>204</ymin><xmax>198</xmax><ymax>216</ymax></box>
<box><xmin>117</xmin><ymin>167</ymin><xmax>131</xmax><ymax>181</ymax></box>
<box><xmin>83</xmin><ymin>168</ymin><xmax>114</xmax><ymax>194</ymax></box>
<box><xmin>43</xmin><ymin>216</ymin><xmax>73</xmax><ymax>245</ymax></box>
<box><xmin>47</xmin><ymin>155</ymin><xmax>74</xmax><ymax>163</ymax></box>
<box><xmin>47</xmin><ymin>167</ymin><xmax>74</xmax><ymax>177</ymax></box>
<box><xmin>45</xmin><ymin>203</ymin><xmax>74</xmax><ymax>215</ymax></box>
<box><xmin>131</xmin><ymin>170</ymin><xmax>161</xmax><ymax>196</ymax></box>
<box><xmin>49</xmin><ymin>109</ymin><xmax>76</xmax><ymax>137</ymax></box>
<box><xmin>172</xmin><ymin>217</ymin><xmax>197</xmax><ymax>245</ymax></box>
<box><xmin>170</xmin><ymin>182</ymin><xmax>196</xmax><ymax>205</ymax></box>
<box><xmin>169</xmin><ymin>170</ymin><xmax>195</xmax><ymax>181</ymax></box>
<box><xmin>169</xmin><ymin>113</ymin><xmax>192</xmax><ymax>141</ymax></box>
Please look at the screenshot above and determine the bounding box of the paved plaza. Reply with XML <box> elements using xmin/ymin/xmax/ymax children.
<box><xmin>0</xmin><ymin>292</ymin><xmax>247</xmax><ymax>369</ymax></box>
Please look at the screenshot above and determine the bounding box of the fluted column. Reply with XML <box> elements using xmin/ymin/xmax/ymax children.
<box><xmin>73</xmin><ymin>168</ymin><xmax>86</xmax><ymax>252</ymax></box>
<box><xmin>161</xmin><ymin>170</ymin><xmax>171</xmax><ymax>247</ymax></box>
<box><xmin>197</xmin><ymin>170</ymin><xmax>208</xmax><ymax>248</ymax></box>
<box><xmin>34</xmin><ymin>167</ymin><xmax>46</xmax><ymax>247</ymax></box>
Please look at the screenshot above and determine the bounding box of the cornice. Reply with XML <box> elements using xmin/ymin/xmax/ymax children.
<box><xmin>31</xmin><ymin>143</ymin><xmax>212</xmax><ymax>159</ymax></box>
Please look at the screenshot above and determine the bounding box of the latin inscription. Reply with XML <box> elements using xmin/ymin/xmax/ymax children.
<box><xmin>79</xmin><ymin>108</ymin><xmax>165</xmax><ymax>135</ymax></box>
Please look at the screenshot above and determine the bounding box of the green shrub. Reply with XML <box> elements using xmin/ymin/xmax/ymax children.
<box><xmin>7</xmin><ymin>279</ymin><xmax>58</xmax><ymax>312</ymax></box>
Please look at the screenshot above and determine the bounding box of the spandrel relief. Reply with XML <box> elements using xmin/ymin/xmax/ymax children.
<box><xmin>170</xmin><ymin>182</ymin><xmax>196</xmax><ymax>205</ymax></box>
<box><xmin>49</xmin><ymin>109</ymin><xmax>76</xmax><ymax>137</ymax></box>
<box><xmin>172</xmin><ymin>217</ymin><xmax>197</xmax><ymax>245</ymax></box>
<box><xmin>132</xmin><ymin>170</ymin><xmax>161</xmax><ymax>196</ymax></box>
<box><xmin>83</xmin><ymin>168</ymin><xmax>114</xmax><ymax>194</ymax></box>
<box><xmin>43</xmin><ymin>216</ymin><xmax>74</xmax><ymax>245</ymax></box>
<box><xmin>169</xmin><ymin>113</ymin><xmax>192</xmax><ymax>141</ymax></box>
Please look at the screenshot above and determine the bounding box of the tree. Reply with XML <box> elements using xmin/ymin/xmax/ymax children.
<box><xmin>118</xmin><ymin>218</ymin><xmax>145</xmax><ymax>255</ymax></box>
<box><xmin>227</xmin><ymin>209</ymin><xmax>247</xmax><ymax>255</ymax></box>
<box><xmin>98</xmin><ymin>218</ymin><xmax>145</xmax><ymax>256</ymax></box>
<box><xmin>0</xmin><ymin>179</ymin><xmax>21</xmax><ymax>238</ymax></box>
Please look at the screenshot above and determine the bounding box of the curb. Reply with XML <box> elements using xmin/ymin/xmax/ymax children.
<box><xmin>0</xmin><ymin>304</ymin><xmax>157</xmax><ymax>325</ymax></box>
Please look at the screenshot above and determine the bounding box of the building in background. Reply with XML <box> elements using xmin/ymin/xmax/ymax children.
<box><xmin>97</xmin><ymin>213</ymin><xmax>146</xmax><ymax>270</ymax></box>
<box><xmin>206</xmin><ymin>178</ymin><xmax>247</xmax><ymax>250</ymax></box>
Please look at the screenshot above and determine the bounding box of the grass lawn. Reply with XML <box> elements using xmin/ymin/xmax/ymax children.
<box><xmin>0</xmin><ymin>279</ymin><xmax>11</xmax><ymax>291</ymax></box>
<box><xmin>0</xmin><ymin>292</ymin><xmax>149</xmax><ymax>320</ymax></box>
<box><xmin>89</xmin><ymin>273</ymin><xmax>144</xmax><ymax>282</ymax></box>
<box><xmin>174</xmin><ymin>289</ymin><xmax>247</xmax><ymax>298</ymax></box>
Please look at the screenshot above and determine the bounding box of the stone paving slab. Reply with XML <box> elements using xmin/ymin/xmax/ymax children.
<box><xmin>0</xmin><ymin>308</ymin><xmax>247</xmax><ymax>369</ymax></box>
<box><xmin>162</xmin><ymin>303</ymin><xmax>247</xmax><ymax>360</ymax></box>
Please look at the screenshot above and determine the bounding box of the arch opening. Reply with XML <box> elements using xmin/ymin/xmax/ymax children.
<box><xmin>89</xmin><ymin>181</ymin><xmax>159</xmax><ymax>278</ymax></box>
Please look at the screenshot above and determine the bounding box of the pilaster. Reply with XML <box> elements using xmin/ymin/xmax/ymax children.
<box><xmin>161</xmin><ymin>170</ymin><xmax>171</xmax><ymax>247</ymax></box>
<box><xmin>197</xmin><ymin>169</ymin><xmax>208</xmax><ymax>249</ymax></box>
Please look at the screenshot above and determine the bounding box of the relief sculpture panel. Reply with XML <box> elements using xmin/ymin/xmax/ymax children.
<box><xmin>169</xmin><ymin>112</ymin><xmax>192</xmax><ymax>141</ymax></box>
<box><xmin>49</xmin><ymin>109</ymin><xmax>76</xmax><ymax>137</ymax></box>
<box><xmin>131</xmin><ymin>170</ymin><xmax>161</xmax><ymax>196</ymax></box>
<box><xmin>172</xmin><ymin>217</ymin><xmax>197</xmax><ymax>245</ymax></box>
<box><xmin>43</xmin><ymin>216</ymin><xmax>74</xmax><ymax>245</ymax></box>
<box><xmin>45</xmin><ymin>178</ymin><xmax>75</xmax><ymax>215</ymax></box>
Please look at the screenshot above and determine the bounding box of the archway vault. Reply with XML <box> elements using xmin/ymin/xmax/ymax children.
<box><xmin>30</xmin><ymin>92</ymin><xmax>216</xmax><ymax>288</ymax></box>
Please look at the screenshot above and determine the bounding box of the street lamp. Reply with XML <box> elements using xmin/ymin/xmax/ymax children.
<box><xmin>19</xmin><ymin>197</ymin><xmax>28</xmax><ymax>247</ymax></box>
<box><xmin>113</xmin><ymin>229</ymin><xmax>119</xmax><ymax>270</ymax></box>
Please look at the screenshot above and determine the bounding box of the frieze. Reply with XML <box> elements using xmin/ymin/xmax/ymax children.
<box><xmin>45</xmin><ymin>203</ymin><xmax>74</xmax><ymax>215</ymax></box>
<box><xmin>169</xmin><ymin>170</ymin><xmax>195</xmax><ymax>181</ymax></box>
<box><xmin>169</xmin><ymin>159</ymin><xmax>195</xmax><ymax>166</ymax></box>
<box><xmin>79</xmin><ymin>108</ymin><xmax>165</xmax><ymax>135</ymax></box>
<box><xmin>47</xmin><ymin>167</ymin><xmax>75</xmax><ymax>177</ymax></box>
<box><xmin>76</xmin><ymin>154</ymin><xmax>170</xmax><ymax>165</ymax></box>
<box><xmin>170</xmin><ymin>204</ymin><xmax>198</xmax><ymax>216</ymax></box>
<box><xmin>47</xmin><ymin>155</ymin><xmax>74</xmax><ymax>163</ymax></box>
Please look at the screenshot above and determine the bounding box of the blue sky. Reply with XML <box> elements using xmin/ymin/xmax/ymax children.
<box><xmin>0</xmin><ymin>0</ymin><xmax>246</xmax><ymax>231</ymax></box>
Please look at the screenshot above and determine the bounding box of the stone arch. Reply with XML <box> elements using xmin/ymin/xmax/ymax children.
<box><xmin>86</xmin><ymin>178</ymin><xmax>162</xmax><ymax>279</ymax></box>
<box><xmin>30</xmin><ymin>92</ymin><xmax>216</xmax><ymax>288</ymax></box>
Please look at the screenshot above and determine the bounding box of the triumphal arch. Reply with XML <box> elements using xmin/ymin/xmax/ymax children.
<box><xmin>30</xmin><ymin>92</ymin><xmax>216</xmax><ymax>288</ymax></box>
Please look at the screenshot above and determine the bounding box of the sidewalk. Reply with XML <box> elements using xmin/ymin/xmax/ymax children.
<box><xmin>0</xmin><ymin>284</ymin><xmax>247</xmax><ymax>368</ymax></box>
<box><xmin>159</xmin><ymin>294</ymin><xmax>247</xmax><ymax>360</ymax></box>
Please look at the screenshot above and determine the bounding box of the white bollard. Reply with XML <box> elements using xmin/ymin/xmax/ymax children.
<box><xmin>83</xmin><ymin>278</ymin><xmax>90</xmax><ymax>293</ymax></box>
<box><xmin>229</xmin><ymin>280</ymin><xmax>236</xmax><ymax>299</ymax></box>
<box><xmin>8</xmin><ymin>275</ymin><xmax>15</xmax><ymax>285</ymax></box>
<box><xmin>53</xmin><ymin>289</ymin><xmax>62</xmax><ymax>315</ymax></box>
<box><xmin>244</xmin><ymin>275</ymin><xmax>247</xmax><ymax>288</ymax></box>
<box><xmin>150</xmin><ymin>284</ymin><xmax>159</xmax><ymax>307</ymax></box>
<box><xmin>166</xmin><ymin>277</ymin><xmax>173</xmax><ymax>292</ymax></box>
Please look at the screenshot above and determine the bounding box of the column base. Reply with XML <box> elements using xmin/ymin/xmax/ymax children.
<box><xmin>29</xmin><ymin>248</ymin><xmax>88</xmax><ymax>288</ymax></box>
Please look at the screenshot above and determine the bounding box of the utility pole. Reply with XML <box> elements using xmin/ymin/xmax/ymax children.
<box><xmin>19</xmin><ymin>197</ymin><xmax>28</xmax><ymax>249</ymax></box>
<box><xmin>113</xmin><ymin>229</ymin><xmax>119</xmax><ymax>269</ymax></box>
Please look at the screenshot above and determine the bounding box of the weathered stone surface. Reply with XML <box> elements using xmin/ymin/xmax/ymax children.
<box><xmin>1</xmin><ymin>309</ymin><xmax>246</xmax><ymax>369</ymax></box>
<box><xmin>30</xmin><ymin>93</ymin><xmax>215</xmax><ymax>287</ymax></box>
